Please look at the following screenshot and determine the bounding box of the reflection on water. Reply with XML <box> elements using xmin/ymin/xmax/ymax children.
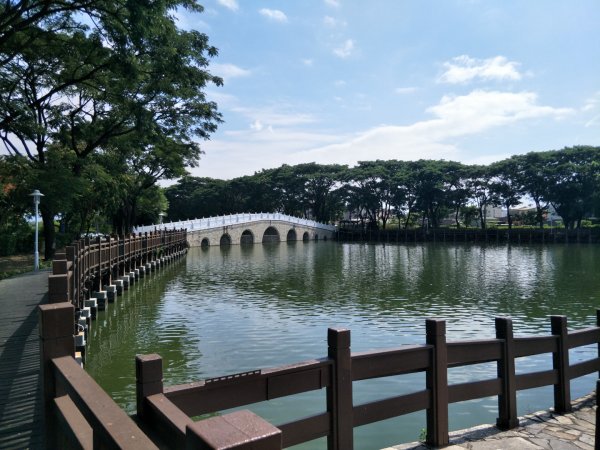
<box><xmin>85</xmin><ymin>242</ymin><xmax>600</xmax><ymax>449</ymax></box>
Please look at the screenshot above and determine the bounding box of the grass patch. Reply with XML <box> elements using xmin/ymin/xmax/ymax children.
<box><xmin>0</xmin><ymin>254</ymin><xmax>51</xmax><ymax>280</ymax></box>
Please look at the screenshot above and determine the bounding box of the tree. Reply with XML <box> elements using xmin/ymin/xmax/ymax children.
<box><xmin>510</xmin><ymin>152</ymin><xmax>551</xmax><ymax>229</ymax></box>
<box><xmin>0</xmin><ymin>1</ymin><xmax>222</xmax><ymax>257</ymax></box>
<box><xmin>467</xmin><ymin>165</ymin><xmax>498</xmax><ymax>229</ymax></box>
<box><xmin>544</xmin><ymin>146</ymin><xmax>600</xmax><ymax>229</ymax></box>
<box><xmin>489</xmin><ymin>159</ymin><xmax>523</xmax><ymax>229</ymax></box>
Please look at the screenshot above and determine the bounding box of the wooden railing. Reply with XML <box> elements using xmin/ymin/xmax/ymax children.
<box><xmin>40</xmin><ymin>230</ymin><xmax>188</xmax><ymax>448</ymax></box>
<box><xmin>48</xmin><ymin>229</ymin><xmax>187</xmax><ymax>308</ymax></box>
<box><xmin>40</xmin><ymin>303</ymin><xmax>160</xmax><ymax>449</ymax></box>
<box><xmin>136</xmin><ymin>313</ymin><xmax>600</xmax><ymax>449</ymax></box>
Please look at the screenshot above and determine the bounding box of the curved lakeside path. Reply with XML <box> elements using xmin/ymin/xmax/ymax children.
<box><xmin>0</xmin><ymin>271</ymin><xmax>48</xmax><ymax>449</ymax></box>
<box><xmin>387</xmin><ymin>392</ymin><xmax>596</xmax><ymax>450</ymax></box>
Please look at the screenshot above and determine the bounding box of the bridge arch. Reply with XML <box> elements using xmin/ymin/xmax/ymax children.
<box><xmin>200</xmin><ymin>238</ymin><xmax>209</xmax><ymax>248</ymax></box>
<box><xmin>220</xmin><ymin>234</ymin><xmax>232</xmax><ymax>246</ymax></box>
<box><xmin>262</xmin><ymin>226</ymin><xmax>280</xmax><ymax>243</ymax></box>
<box><xmin>302</xmin><ymin>232</ymin><xmax>309</xmax><ymax>242</ymax></box>
<box><xmin>240</xmin><ymin>229</ymin><xmax>254</xmax><ymax>245</ymax></box>
<box><xmin>286</xmin><ymin>229</ymin><xmax>297</xmax><ymax>242</ymax></box>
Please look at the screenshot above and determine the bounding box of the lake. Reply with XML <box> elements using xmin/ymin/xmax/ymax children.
<box><xmin>85</xmin><ymin>242</ymin><xmax>600</xmax><ymax>449</ymax></box>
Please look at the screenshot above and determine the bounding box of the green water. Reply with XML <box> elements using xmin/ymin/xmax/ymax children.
<box><xmin>86</xmin><ymin>242</ymin><xmax>600</xmax><ymax>449</ymax></box>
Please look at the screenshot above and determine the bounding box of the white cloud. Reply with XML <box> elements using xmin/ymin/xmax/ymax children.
<box><xmin>439</xmin><ymin>55</ymin><xmax>522</xmax><ymax>84</ymax></box>
<box><xmin>194</xmin><ymin>90</ymin><xmax>573</xmax><ymax>179</ymax></box>
<box><xmin>217</xmin><ymin>0</ymin><xmax>238</xmax><ymax>11</ymax></box>
<box><xmin>259</xmin><ymin>8</ymin><xmax>288</xmax><ymax>23</ymax></box>
<box><xmin>250</xmin><ymin>120</ymin><xmax>264</xmax><ymax>131</ymax></box>
<box><xmin>583</xmin><ymin>91</ymin><xmax>600</xmax><ymax>112</ymax></box>
<box><xmin>395</xmin><ymin>87</ymin><xmax>418</xmax><ymax>95</ymax></box>
<box><xmin>297</xmin><ymin>90</ymin><xmax>572</xmax><ymax>164</ymax></box>
<box><xmin>324</xmin><ymin>0</ymin><xmax>341</xmax><ymax>7</ymax></box>
<box><xmin>232</xmin><ymin>106</ymin><xmax>317</xmax><ymax>128</ymax></box>
<box><xmin>333</xmin><ymin>39</ymin><xmax>354</xmax><ymax>58</ymax></box>
<box><xmin>173</xmin><ymin>8</ymin><xmax>210</xmax><ymax>31</ymax></box>
<box><xmin>334</xmin><ymin>80</ymin><xmax>346</xmax><ymax>87</ymax></box>
<box><xmin>210</xmin><ymin>63</ymin><xmax>251</xmax><ymax>81</ymax></box>
<box><xmin>323</xmin><ymin>16</ymin><xmax>346</xmax><ymax>27</ymax></box>
<box><xmin>585</xmin><ymin>115</ymin><xmax>600</xmax><ymax>128</ymax></box>
<box><xmin>302</xmin><ymin>58</ymin><xmax>314</xmax><ymax>66</ymax></box>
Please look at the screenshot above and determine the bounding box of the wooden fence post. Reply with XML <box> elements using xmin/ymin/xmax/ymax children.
<box><xmin>426</xmin><ymin>319</ymin><xmax>449</xmax><ymax>447</ymax></box>
<box><xmin>136</xmin><ymin>354</ymin><xmax>164</xmax><ymax>420</ymax></box>
<box><xmin>551</xmin><ymin>315</ymin><xmax>572</xmax><ymax>413</ymax></box>
<box><xmin>327</xmin><ymin>328</ymin><xmax>353</xmax><ymax>450</ymax></box>
<box><xmin>495</xmin><ymin>317</ymin><xmax>518</xmax><ymax>429</ymax></box>
<box><xmin>39</xmin><ymin>302</ymin><xmax>75</xmax><ymax>448</ymax></box>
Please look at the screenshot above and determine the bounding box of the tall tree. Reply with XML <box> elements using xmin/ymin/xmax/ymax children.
<box><xmin>0</xmin><ymin>1</ymin><xmax>222</xmax><ymax>257</ymax></box>
<box><xmin>489</xmin><ymin>159</ymin><xmax>523</xmax><ymax>229</ymax></box>
<box><xmin>544</xmin><ymin>146</ymin><xmax>600</xmax><ymax>229</ymax></box>
<box><xmin>510</xmin><ymin>152</ymin><xmax>551</xmax><ymax>228</ymax></box>
<box><xmin>467</xmin><ymin>165</ymin><xmax>498</xmax><ymax>229</ymax></box>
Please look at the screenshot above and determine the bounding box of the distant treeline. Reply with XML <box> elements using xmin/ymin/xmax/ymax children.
<box><xmin>165</xmin><ymin>146</ymin><xmax>600</xmax><ymax>230</ymax></box>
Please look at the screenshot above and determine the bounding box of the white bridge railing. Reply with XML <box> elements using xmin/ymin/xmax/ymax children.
<box><xmin>133</xmin><ymin>212</ymin><xmax>337</xmax><ymax>234</ymax></box>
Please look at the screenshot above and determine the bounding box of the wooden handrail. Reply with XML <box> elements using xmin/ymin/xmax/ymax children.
<box><xmin>136</xmin><ymin>311</ymin><xmax>600</xmax><ymax>450</ymax></box>
<box><xmin>50</xmin><ymin>229</ymin><xmax>187</xmax><ymax>308</ymax></box>
<box><xmin>53</xmin><ymin>356</ymin><xmax>158</xmax><ymax>449</ymax></box>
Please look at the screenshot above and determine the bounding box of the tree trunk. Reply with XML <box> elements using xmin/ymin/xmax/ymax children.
<box><xmin>40</xmin><ymin>205</ymin><xmax>56</xmax><ymax>260</ymax></box>
<box><xmin>506</xmin><ymin>204</ymin><xmax>512</xmax><ymax>230</ymax></box>
<box><xmin>479</xmin><ymin>206</ymin><xmax>486</xmax><ymax>229</ymax></box>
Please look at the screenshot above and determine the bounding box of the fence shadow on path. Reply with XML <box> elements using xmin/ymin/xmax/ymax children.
<box><xmin>0</xmin><ymin>271</ymin><xmax>49</xmax><ymax>449</ymax></box>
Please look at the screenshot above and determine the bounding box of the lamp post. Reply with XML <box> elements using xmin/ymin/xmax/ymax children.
<box><xmin>30</xmin><ymin>189</ymin><xmax>44</xmax><ymax>271</ymax></box>
<box><xmin>159</xmin><ymin>212</ymin><xmax>166</xmax><ymax>224</ymax></box>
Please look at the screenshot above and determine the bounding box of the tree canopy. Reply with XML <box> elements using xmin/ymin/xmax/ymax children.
<box><xmin>165</xmin><ymin>146</ymin><xmax>600</xmax><ymax>231</ymax></box>
<box><xmin>0</xmin><ymin>0</ymin><xmax>222</xmax><ymax>257</ymax></box>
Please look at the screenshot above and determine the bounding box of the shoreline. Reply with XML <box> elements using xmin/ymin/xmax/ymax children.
<box><xmin>386</xmin><ymin>391</ymin><xmax>596</xmax><ymax>449</ymax></box>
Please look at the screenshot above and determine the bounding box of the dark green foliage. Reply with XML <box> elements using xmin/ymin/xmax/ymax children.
<box><xmin>0</xmin><ymin>1</ymin><xmax>221</xmax><ymax>257</ymax></box>
<box><xmin>165</xmin><ymin>147</ymin><xmax>600</xmax><ymax>231</ymax></box>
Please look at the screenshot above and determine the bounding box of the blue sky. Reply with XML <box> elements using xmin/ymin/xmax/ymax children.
<box><xmin>182</xmin><ymin>0</ymin><xmax>600</xmax><ymax>179</ymax></box>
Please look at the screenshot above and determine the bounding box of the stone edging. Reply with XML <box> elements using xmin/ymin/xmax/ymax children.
<box><xmin>386</xmin><ymin>392</ymin><xmax>596</xmax><ymax>449</ymax></box>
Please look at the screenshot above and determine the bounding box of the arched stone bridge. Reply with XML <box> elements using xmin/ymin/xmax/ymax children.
<box><xmin>134</xmin><ymin>213</ymin><xmax>336</xmax><ymax>247</ymax></box>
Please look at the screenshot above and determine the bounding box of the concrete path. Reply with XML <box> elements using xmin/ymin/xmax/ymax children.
<box><xmin>0</xmin><ymin>270</ymin><xmax>49</xmax><ymax>449</ymax></box>
<box><xmin>387</xmin><ymin>393</ymin><xmax>596</xmax><ymax>450</ymax></box>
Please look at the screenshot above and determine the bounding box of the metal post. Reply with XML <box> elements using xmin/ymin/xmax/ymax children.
<box><xmin>30</xmin><ymin>189</ymin><xmax>44</xmax><ymax>271</ymax></box>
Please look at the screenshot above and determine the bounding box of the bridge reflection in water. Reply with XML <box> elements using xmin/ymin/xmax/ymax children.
<box><xmin>134</xmin><ymin>212</ymin><xmax>336</xmax><ymax>246</ymax></box>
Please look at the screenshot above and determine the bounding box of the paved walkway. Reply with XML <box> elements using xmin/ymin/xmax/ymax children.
<box><xmin>387</xmin><ymin>393</ymin><xmax>596</xmax><ymax>450</ymax></box>
<box><xmin>0</xmin><ymin>271</ymin><xmax>49</xmax><ymax>449</ymax></box>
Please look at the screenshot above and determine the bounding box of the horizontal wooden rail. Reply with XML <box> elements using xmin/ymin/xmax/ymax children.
<box><xmin>53</xmin><ymin>356</ymin><xmax>158</xmax><ymax>449</ymax></box>
<box><xmin>164</xmin><ymin>359</ymin><xmax>332</xmax><ymax>417</ymax></box>
<box><xmin>514</xmin><ymin>335</ymin><xmax>558</xmax><ymax>357</ymax></box>
<box><xmin>448</xmin><ymin>378</ymin><xmax>502</xmax><ymax>403</ymax></box>
<box><xmin>570</xmin><ymin>357</ymin><xmax>600</xmax><ymax>379</ymax></box>
<box><xmin>447</xmin><ymin>340</ymin><xmax>502</xmax><ymax>366</ymax></box>
<box><xmin>351</xmin><ymin>345</ymin><xmax>430</xmax><ymax>380</ymax></box>
<box><xmin>569</xmin><ymin>327</ymin><xmax>600</xmax><ymax>348</ymax></box>
<box><xmin>50</xmin><ymin>229</ymin><xmax>187</xmax><ymax>308</ymax></box>
<box><xmin>53</xmin><ymin>395</ymin><xmax>92</xmax><ymax>450</ymax></box>
<box><xmin>353</xmin><ymin>389</ymin><xmax>431</xmax><ymax>427</ymax></box>
<box><xmin>279</xmin><ymin>412</ymin><xmax>331</xmax><ymax>448</ymax></box>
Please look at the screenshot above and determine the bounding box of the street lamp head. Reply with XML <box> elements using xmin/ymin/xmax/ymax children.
<box><xmin>30</xmin><ymin>189</ymin><xmax>44</xmax><ymax>204</ymax></box>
